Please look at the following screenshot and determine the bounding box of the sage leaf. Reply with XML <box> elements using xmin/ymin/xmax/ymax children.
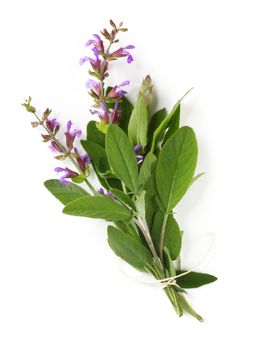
<box><xmin>162</xmin><ymin>104</ymin><xmax>181</xmax><ymax>145</ymax></box>
<box><xmin>44</xmin><ymin>179</ymin><xmax>88</xmax><ymax>205</ymax></box>
<box><xmin>63</xmin><ymin>196</ymin><xmax>133</xmax><ymax>222</ymax></box>
<box><xmin>106</xmin><ymin>124</ymin><xmax>138</xmax><ymax>193</ymax></box>
<box><xmin>128</xmin><ymin>97</ymin><xmax>149</xmax><ymax>147</ymax></box>
<box><xmin>150</xmin><ymin>100</ymin><xmax>181</xmax><ymax>153</ymax></box>
<box><xmin>151</xmin><ymin>211</ymin><xmax>182</xmax><ymax>260</ymax></box>
<box><xmin>110</xmin><ymin>188</ymin><xmax>136</xmax><ymax>210</ymax></box>
<box><xmin>81</xmin><ymin>140</ymin><xmax>109</xmax><ymax>172</ymax></box>
<box><xmin>148</xmin><ymin>108</ymin><xmax>167</xmax><ymax>141</ymax></box>
<box><xmin>156</xmin><ymin>126</ymin><xmax>198</xmax><ymax>213</ymax></box>
<box><xmin>86</xmin><ymin>120</ymin><xmax>105</xmax><ymax>147</ymax></box>
<box><xmin>176</xmin><ymin>271</ymin><xmax>217</xmax><ymax>288</ymax></box>
<box><xmin>107</xmin><ymin>225</ymin><xmax>153</xmax><ymax>271</ymax></box>
<box><xmin>139</xmin><ymin>152</ymin><xmax>157</xmax><ymax>186</ymax></box>
<box><xmin>118</xmin><ymin>96</ymin><xmax>134</xmax><ymax>132</ymax></box>
<box><xmin>150</xmin><ymin>88</ymin><xmax>193</xmax><ymax>152</ymax></box>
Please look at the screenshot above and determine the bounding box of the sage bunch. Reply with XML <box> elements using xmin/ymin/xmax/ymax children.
<box><xmin>23</xmin><ymin>20</ymin><xmax>217</xmax><ymax>321</ymax></box>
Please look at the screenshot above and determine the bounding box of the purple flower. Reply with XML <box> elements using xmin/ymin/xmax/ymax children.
<box><xmin>136</xmin><ymin>155</ymin><xmax>144</xmax><ymax>164</ymax></box>
<box><xmin>55</xmin><ymin>167</ymin><xmax>79</xmax><ymax>185</ymax></box>
<box><xmin>108</xmin><ymin>80</ymin><xmax>130</xmax><ymax>99</ymax></box>
<box><xmin>98</xmin><ymin>187</ymin><xmax>115</xmax><ymax>199</ymax></box>
<box><xmin>98</xmin><ymin>188</ymin><xmax>105</xmax><ymax>195</ymax></box>
<box><xmin>110</xmin><ymin>45</ymin><xmax>135</xmax><ymax>63</ymax></box>
<box><xmin>45</xmin><ymin>118</ymin><xmax>59</xmax><ymax>134</ymax></box>
<box><xmin>85</xmin><ymin>34</ymin><xmax>104</xmax><ymax>52</ymax></box>
<box><xmin>134</xmin><ymin>144</ymin><xmax>143</xmax><ymax>164</ymax></box>
<box><xmin>86</xmin><ymin>79</ymin><xmax>101</xmax><ymax>97</ymax></box>
<box><xmin>80</xmin><ymin>48</ymin><xmax>102</xmax><ymax>73</ymax></box>
<box><xmin>65</xmin><ymin>121</ymin><xmax>82</xmax><ymax>151</ymax></box>
<box><xmin>90</xmin><ymin>102</ymin><xmax>109</xmax><ymax>124</ymax></box>
<box><xmin>74</xmin><ymin>147</ymin><xmax>90</xmax><ymax>173</ymax></box>
<box><xmin>109</xmin><ymin>101</ymin><xmax>121</xmax><ymax>124</ymax></box>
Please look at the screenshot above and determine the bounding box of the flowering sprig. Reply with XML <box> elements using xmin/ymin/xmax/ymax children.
<box><xmin>80</xmin><ymin>20</ymin><xmax>134</xmax><ymax>129</ymax></box>
<box><xmin>22</xmin><ymin>97</ymin><xmax>95</xmax><ymax>193</ymax></box>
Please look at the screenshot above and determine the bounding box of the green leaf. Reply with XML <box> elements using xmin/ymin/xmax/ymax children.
<box><xmin>110</xmin><ymin>188</ymin><xmax>136</xmax><ymax>211</ymax></box>
<box><xmin>106</xmin><ymin>125</ymin><xmax>139</xmax><ymax>193</ymax></box>
<box><xmin>162</xmin><ymin>104</ymin><xmax>181</xmax><ymax>145</ymax></box>
<box><xmin>176</xmin><ymin>271</ymin><xmax>217</xmax><ymax>288</ymax></box>
<box><xmin>63</xmin><ymin>195</ymin><xmax>133</xmax><ymax>222</ymax></box>
<box><xmin>156</xmin><ymin>126</ymin><xmax>198</xmax><ymax>213</ymax></box>
<box><xmin>107</xmin><ymin>225</ymin><xmax>153</xmax><ymax>271</ymax></box>
<box><xmin>151</xmin><ymin>211</ymin><xmax>182</xmax><ymax>260</ymax></box>
<box><xmin>150</xmin><ymin>101</ymin><xmax>180</xmax><ymax>153</ymax></box>
<box><xmin>44</xmin><ymin>179</ymin><xmax>88</xmax><ymax>205</ymax></box>
<box><xmin>145</xmin><ymin>193</ymin><xmax>158</xmax><ymax>230</ymax></box>
<box><xmin>118</xmin><ymin>96</ymin><xmax>134</xmax><ymax>132</ymax></box>
<box><xmin>139</xmin><ymin>152</ymin><xmax>157</xmax><ymax>186</ymax></box>
<box><xmin>150</xmin><ymin>88</ymin><xmax>193</xmax><ymax>153</ymax></box>
<box><xmin>81</xmin><ymin>140</ymin><xmax>109</xmax><ymax>172</ymax></box>
<box><xmin>86</xmin><ymin>120</ymin><xmax>105</xmax><ymax>147</ymax></box>
<box><xmin>128</xmin><ymin>97</ymin><xmax>149</xmax><ymax>147</ymax></box>
<box><xmin>148</xmin><ymin>108</ymin><xmax>167</xmax><ymax>138</ymax></box>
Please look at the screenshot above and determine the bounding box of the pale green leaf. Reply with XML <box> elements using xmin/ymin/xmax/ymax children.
<box><xmin>128</xmin><ymin>97</ymin><xmax>149</xmax><ymax>147</ymax></box>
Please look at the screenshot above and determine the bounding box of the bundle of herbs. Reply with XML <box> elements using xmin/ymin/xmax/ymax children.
<box><xmin>22</xmin><ymin>20</ymin><xmax>217</xmax><ymax>321</ymax></box>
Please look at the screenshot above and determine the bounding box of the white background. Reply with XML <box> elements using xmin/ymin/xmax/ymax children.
<box><xmin>0</xmin><ymin>0</ymin><xmax>258</xmax><ymax>349</ymax></box>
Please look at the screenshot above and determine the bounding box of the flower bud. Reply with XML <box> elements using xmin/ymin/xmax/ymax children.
<box><xmin>42</xmin><ymin>108</ymin><xmax>52</xmax><ymax>121</ymax></box>
<box><xmin>138</xmin><ymin>75</ymin><xmax>153</xmax><ymax>105</ymax></box>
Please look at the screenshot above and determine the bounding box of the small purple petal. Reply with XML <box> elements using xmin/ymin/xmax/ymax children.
<box><xmin>86</xmin><ymin>79</ymin><xmax>97</xmax><ymax>89</ymax></box>
<box><xmin>85</xmin><ymin>39</ymin><xmax>95</xmax><ymax>47</ymax></box>
<box><xmin>119</xmin><ymin>80</ymin><xmax>130</xmax><ymax>87</ymax></box>
<box><xmin>67</xmin><ymin>120</ymin><xmax>72</xmax><ymax>131</ymax></box>
<box><xmin>134</xmin><ymin>144</ymin><xmax>142</xmax><ymax>152</ymax></box>
<box><xmin>89</xmin><ymin>109</ymin><xmax>99</xmax><ymax>115</ymax></box>
<box><xmin>92</xmin><ymin>47</ymin><xmax>99</xmax><ymax>58</ymax></box>
<box><xmin>60</xmin><ymin>176</ymin><xmax>70</xmax><ymax>185</ymax></box>
<box><xmin>93</xmin><ymin>34</ymin><xmax>101</xmax><ymax>41</ymax></box>
<box><xmin>98</xmin><ymin>188</ymin><xmax>105</xmax><ymax>195</ymax></box>
<box><xmin>127</xmin><ymin>55</ymin><xmax>133</xmax><ymax>64</ymax></box>
<box><xmin>124</xmin><ymin>45</ymin><xmax>135</xmax><ymax>49</ymax></box>
<box><xmin>55</xmin><ymin>167</ymin><xmax>65</xmax><ymax>173</ymax></box>
<box><xmin>76</xmin><ymin>129</ymin><xmax>82</xmax><ymax>137</ymax></box>
<box><xmin>79</xmin><ymin>56</ymin><xmax>89</xmax><ymax>65</ymax></box>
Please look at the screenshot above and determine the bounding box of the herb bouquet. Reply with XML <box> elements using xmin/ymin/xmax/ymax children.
<box><xmin>23</xmin><ymin>20</ymin><xmax>217</xmax><ymax>321</ymax></box>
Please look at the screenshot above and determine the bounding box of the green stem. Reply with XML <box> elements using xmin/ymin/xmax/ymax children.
<box><xmin>159</xmin><ymin>214</ymin><xmax>168</xmax><ymax>262</ymax></box>
<box><xmin>147</xmin><ymin>264</ymin><xmax>183</xmax><ymax>317</ymax></box>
